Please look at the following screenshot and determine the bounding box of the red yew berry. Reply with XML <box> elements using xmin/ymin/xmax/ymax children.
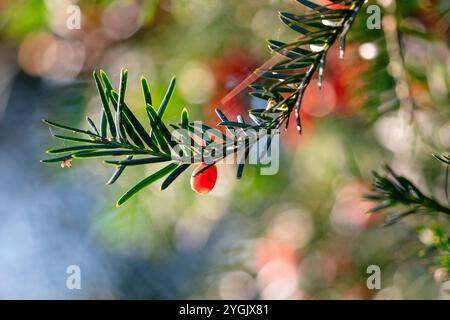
<box><xmin>319</xmin><ymin>0</ymin><xmax>349</xmax><ymax>10</ymax></box>
<box><xmin>191</xmin><ymin>163</ymin><xmax>218</xmax><ymax>194</ymax></box>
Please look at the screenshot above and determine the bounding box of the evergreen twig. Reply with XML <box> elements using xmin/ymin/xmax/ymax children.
<box><xmin>42</xmin><ymin>0</ymin><xmax>366</xmax><ymax>206</ymax></box>
<box><xmin>366</xmin><ymin>164</ymin><xmax>450</xmax><ymax>225</ymax></box>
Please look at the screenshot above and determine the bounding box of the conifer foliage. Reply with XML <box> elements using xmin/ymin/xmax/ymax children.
<box><xmin>42</xmin><ymin>1</ymin><xmax>366</xmax><ymax>206</ymax></box>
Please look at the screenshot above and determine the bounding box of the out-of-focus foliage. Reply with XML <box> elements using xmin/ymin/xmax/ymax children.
<box><xmin>367</xmin><ymin>165</ymin><xmax>450</xmax><ymax>222</ymax></box>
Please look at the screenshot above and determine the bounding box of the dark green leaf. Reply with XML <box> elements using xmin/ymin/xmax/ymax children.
<box><xmin>141</xmin><ymin>76</ymin><xmax>153</xmax><ymax>106</ymax></box>
<box><xmin>47</xmin><ymin>144</ymin><xmax>118</xmax><ymax>154</ymax></box>
<box><xmin>53</xmin><ymin>134</ymin><xmax>98</xmax><ymax>144</ymax></box>
<box><xmin>295</xmin><ymin>0</ymin><xmax>330</xmax><ymax>13</ymax></box>
<box><xmin>108</xmin><ymin>94</ymin><xmax>144</xmax><ymax>148</ymax></box>
<box><xmin>100</xmin><ymin>110</ymin><xmax>107</xmax><ymax>137</ymax></box>
<box><xmin>237</xmin><ymin>163</ymin><xmax>245</xmax><ymax>179</ymax></box>
<box><xmin>105</xmin><ymin>156</ymin><xmax>171</xmax><ymax>166</ymax></box>
<box><xmin>116</xmin><ymin>163</ymin><xmax>178</xmax><ymax>206</ymax></box>
<box><xmin>43</xmin><ymin>119</ymin><xmax>98</xmax><ymax>138</ymax></box>
<box><xmin>87</xmin><ymin>117</ymin><xmax>100</xmax><ymax>136</ymax></box>
<box><xmin>73</xmin><ymin>150</ymin><xmax>150</xmax><ymax>159</ymax></box>
<box><xmin>100</xmin><ymin>69</ymin><xmax>114</xmax><ymax>94</ymax></box>
<box><xmin>110</xmin><ymin>91</ymin><xmax>158</xmax><ymax>151</ymax></box>
<box><xmin>146</xmin><ymin>103</ymin><xmax>172</xmax><ymax>154</ymax></box>
<box><xmin>41</xmin><ymin>155</ymin><xmax>74</xmax><ymax>163</ymax></box>
<box><xmin>192</xmin><ymin>163</ymin><xmax>216</xmax><ymax>177</ymax></box>
<box><xmin>93</xmin><ymin>71</ymin><xmax>116</xmax><ymax>138</ymax></box>
<box><xmin>215</xmin><ymin>108</ymin><xmax>229</xmax><ymax>122</ymax></box>
<box><xmin>181</xmin><ymin>108</ymin><xmax>189</xmax><ymax>129</ymax></box>
<box><xmin>268</xmin><ymin>40</ymin><xmax>312</xmax><ymax>60</ymax></box>
<box><xmin>161</xmin><ymin>164</ymin><xmax>190</xmax><ymax>190</ymax></box>
<box><xmin>115</xmin><ymin>68</ymin><xmax>129</xmax><ymax>143</ymax></box>
<box><xmin>107</xmin><ymin>155</ymin><xmax>132</xmax><ymax>185</ymax></box>
<box><xmin>158</xmin><ymin>76</ymin><xmax>176</xmax><ymax>117</ymax></box>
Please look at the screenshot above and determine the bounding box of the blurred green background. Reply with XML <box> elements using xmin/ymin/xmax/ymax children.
<box><xmin>0</xmin><ymin>0</ymin><xmax>449</xmax><ymax>299</ymax></box>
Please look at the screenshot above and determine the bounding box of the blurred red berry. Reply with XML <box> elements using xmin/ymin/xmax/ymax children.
<box><xmin>205</xmin><ymin>51</ymin><xmax>258</xmax><ymax>127</ymax></box>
